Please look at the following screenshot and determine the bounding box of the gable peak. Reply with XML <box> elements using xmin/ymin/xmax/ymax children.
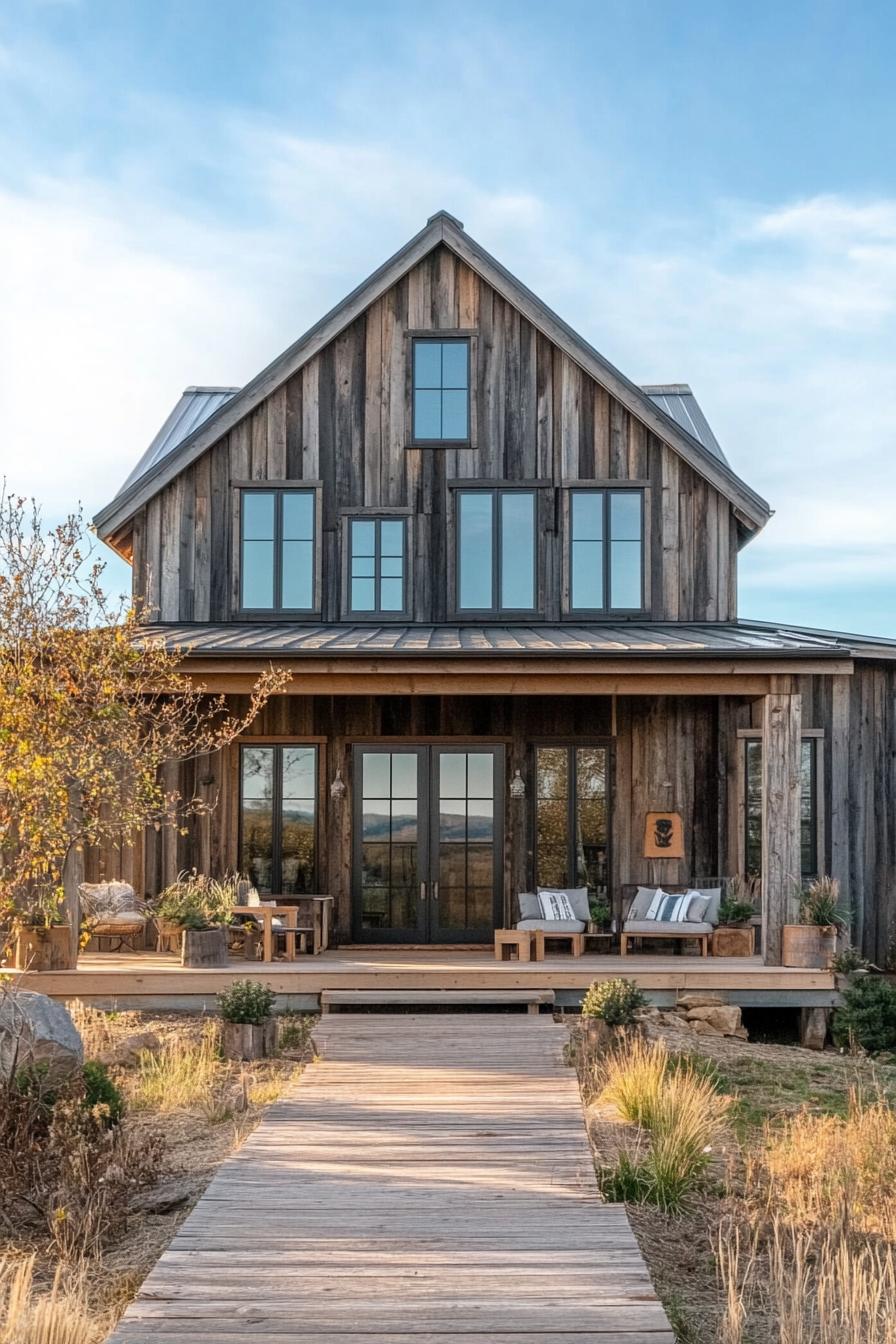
<box><xmin>427</xmin><ymin>209</ymin><xmax>464</xmax><ymax>230</ymax></box>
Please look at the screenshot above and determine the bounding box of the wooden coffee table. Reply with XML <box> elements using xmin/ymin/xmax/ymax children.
<box><xmin>532</xmin><ymin>931</ymin><xmax>585</xmax><ymax>959</ymax></box>
<box><xmin>494</xmin><ymin>929</ymin><xmax>532</xmax><ymax>962</ymax></box>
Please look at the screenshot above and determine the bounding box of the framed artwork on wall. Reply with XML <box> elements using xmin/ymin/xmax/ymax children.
<box><xmin>644</xmin><ymin>811</ymin><xmax>684</xmax><ymax>860</ymax></box>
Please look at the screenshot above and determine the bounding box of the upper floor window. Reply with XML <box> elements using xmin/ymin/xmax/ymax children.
<box><xmin>240</xmin><ymin>488</ymin><xmax>315</xmax><ymax>612</ymax></box>
<box><xmin>349</xmin><ymin>517</ymin><xmax>407</xmax><ymax>615</ymax></box>
<box><xmin>412</xmin><ymin>338</ymin><xmax>469</xmax><ymax>443</ymax></box>
<box><xmin>457</xmin><ymin>488</ymin><xmax>535</xmax><ymax>613</ymax></box>
<box><xmin>569</xmin><ymin>488</ymin><xmax>644</xmax><ymax>612</ymax></box>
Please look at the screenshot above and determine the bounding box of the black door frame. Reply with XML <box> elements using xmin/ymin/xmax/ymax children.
<box><xmin>351</xmin><ymin>742</ymin><xmax>505</xmax><ymax>944</ymax></box>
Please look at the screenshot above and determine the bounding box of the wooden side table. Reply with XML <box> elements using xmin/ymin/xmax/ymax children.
<box><xmin>494</xmin><ymin>929</ymin><xmax>532</xmax><ymax>962</ymax></box>
<box><xmin>532</xmin><ymin>931</ymin><xmax>585</xmax><ymax>959</ymax></box>
<box><xmin>712</xmin><ymin>925</ymin><xmax>755</xmax><ymax>957</ymax></box>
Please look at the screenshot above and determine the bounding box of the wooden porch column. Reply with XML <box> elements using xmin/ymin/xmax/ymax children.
<box><xmin>761</xmin><ymin>689</ymin><xmax>802</xmax><ymax>965</ymax></box>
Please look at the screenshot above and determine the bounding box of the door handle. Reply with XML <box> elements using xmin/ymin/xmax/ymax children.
<box><xmin>420</xmin><ymin>881</ymin><xmax>427</xmax><ymax>902</ymax></box>
<box><xmin>432</xmin><ymin>881</ymin><xmax>439</xmax><ymax>902</ymax></box>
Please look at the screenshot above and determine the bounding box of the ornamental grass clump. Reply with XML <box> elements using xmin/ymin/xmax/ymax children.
<box><xmin>131</xmin><ymin>1020</ymin><xmax>223</xmax><ymax>1112</ymax></box>
<box><xmin>0</xmin><ymin>1254</ymin><xmax>108</xmax><ymax>1344</ymax></box>
<box><xmin>596</xmin><ymin>1036</ymin><xmax>732</xmax><ymax>1213</ymax></box>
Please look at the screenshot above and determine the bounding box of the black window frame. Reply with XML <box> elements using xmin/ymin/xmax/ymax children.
<box><xmin>346</xmin><ymin>515</ymin><xmax>409</xmax><ymax>618</ymax></box>
<box><xmin>454</xmin><ymin>486</ymin><xmax>538</xmax><ymax>616</ymax></box>
<box><xmin>531</xmin><ymin>739</ymin><xmax>614</xmax><ymax>908</ymax></box>
<box><xmin>568</xmin><ymin>487</ymin><xmax>646</xmax><ymax>615</ymax></box>
<box><xmin>238</xmin><ymin>742</ymin><xmax>321</xmax><ymax>896</ymax></box>
<box><xmin>239</xmin><ymin>486</ymin><xmax>317</xmax><ymax>615</ymax></box>
<box><xmin>744</xmin><ymin>736</ymin><xmax>819</xmax><ymax>880</ymax></box>
<box><xmin>411</xmin><ymin>336</ymin><xmax>471</xmax><ymax>446</ymax></box>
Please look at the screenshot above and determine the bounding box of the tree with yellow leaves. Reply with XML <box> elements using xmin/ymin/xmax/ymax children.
<box><xmin>0</xmin><ymin>490</ymin><xmax>289</xmax><ymax>961</ymax></box>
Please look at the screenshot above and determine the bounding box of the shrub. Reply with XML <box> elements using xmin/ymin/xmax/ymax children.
<box><xmin>581</xmin><ymin>977</ymin><xmax>647</xmax><ymax>1026</ymax></box>
<box><xmin>831</xmin><ymin>944</ymin><xmax>870</xmax><ymax>975</ymax></box>
<box><xmin>832</xmin><ymin>976</ymin><xmax>896</xmax><ymax>1054</ymax></box>
<box><xmin>277</xmin><ymin>1012</ymin><xmax>315</xmax><ymax>1053</ymax></box>
<box><xmin>218</xmin><ymin>979</ymin><xmax>276</xmax><ymax>1025</ymax></box>
<box><xmin>81</xmin><ymin>1060</ymin><xmax>123</xmax><ymax>1126</ymax></box>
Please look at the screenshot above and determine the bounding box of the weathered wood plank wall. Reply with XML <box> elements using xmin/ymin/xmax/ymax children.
<box><xmin>130</xmin><ymin>246</ymin><xmax>738</xmax><ymax>626</ymax></box>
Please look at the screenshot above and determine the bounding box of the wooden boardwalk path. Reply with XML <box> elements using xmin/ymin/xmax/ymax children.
<box><xmin>108</xmin><ymin>1014</ymin><xmax>672</xmax><ymax>1342</ymax></box>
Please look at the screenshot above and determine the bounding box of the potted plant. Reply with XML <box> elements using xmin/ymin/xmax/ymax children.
<box><xmin>218</xmin><ymin>979</ymin><xmax>277</xmax><ymax>1060</ymax></box>
<box><xmin>5</xmin><ymin>877</ymin><xmax>76</xmax><ymax>971</ymax></box>
<box><xmin>782</xmin><ymin>876</ymin><xmax>850</xmax><ymax>969</ymax></box>
<box><xmin>714</xmin><ymin>875</ymin><xmax>759</xmax><ymax>957</ymax></box>
<box><xmin>154</xmin><ymin>871</ymin><xmax>232</xmax><ymax>967</ymax></box>
<box><xmin>586</xmin><ymin>898</ymin><xmax>612</xmax><ymax>935</ymax></box>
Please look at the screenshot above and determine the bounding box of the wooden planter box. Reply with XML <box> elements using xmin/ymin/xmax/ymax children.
<box><xmin>222</xmin><ymin>1019</ymin><xmax>277</xmax><ymax>1061</ymax></box>
<box><xmin>181</xmin><ymin>927</ymin><xmax>228</xmax><ymax>967</ymax></box>
<box><xmin>13</xmin><ymin>924</ymin><xmax>76</xmax><ymax>971</ymax></box>
<box><xmin>781</xmin><ymin>924</ymin><xmax>838</xmax><ymax>969</ymax></box>
<box><xmin>712</xmin><ymin>925</ymin><xmax>755</xmax><ymax>958</ymax></box>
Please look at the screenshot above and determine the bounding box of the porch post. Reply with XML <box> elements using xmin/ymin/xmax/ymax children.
<box><xmin>761</xmin><ymin>688</ymin><xmax>802</xmax><ymax>965</ymax></box>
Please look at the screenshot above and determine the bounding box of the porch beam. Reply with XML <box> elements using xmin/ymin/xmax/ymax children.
<box><xmin>761</xmin><ymin>690</ymin><xmax>802</xmax><ymax>965</ymax></box>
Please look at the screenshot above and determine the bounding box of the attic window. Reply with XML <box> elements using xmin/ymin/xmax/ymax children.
<box><xmin>412</xmin><ymin>339</ymin><xmax>470</xmax><ymax>443</ymax></box>
<box><xmin>240</xmin><ymin>488</ymin><xmax>316</xmax><ymax>612</ymax></box>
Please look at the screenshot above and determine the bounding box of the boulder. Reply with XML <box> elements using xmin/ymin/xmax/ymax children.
<box><xmin>686</xmin><ymin>1004</ymin><xmax>743</xmax><ymax>1036</ymax></box>
<box><xmin>688</xmin><ymin>1019</ymin><xmax>717</xmax><ymax>1036</ymax></box>
<box><xmin>0</xmin><ymin>990</ymin><xmax>83</xmax><ymax>1085</ymax></box>
<box><xmin>97</xmin><ymin>1030</ymin><xmax>162</xmax><ymax>1068</ymax></box>
<box><xmin>676</xmin><ymin>993</ymin><xmax>725</xmax><ymax>1010</ymax></box>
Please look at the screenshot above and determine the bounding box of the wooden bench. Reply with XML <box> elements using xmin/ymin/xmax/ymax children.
<box><xmin>320</xmin><ymin>989</ymin><xmax>555</xmax><ymax>1016</ymax></box>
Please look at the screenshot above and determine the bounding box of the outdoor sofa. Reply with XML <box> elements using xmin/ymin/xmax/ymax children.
<box><xmin>620</xmin><ymin>885</ymin><xmax>722</xmax><ymax>956</ymax></box>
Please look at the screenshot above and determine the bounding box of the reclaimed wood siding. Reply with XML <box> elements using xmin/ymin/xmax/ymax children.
<box><xmin>132</xmin><ymin>246</ymin><xmax>738</xmax><ymax>625</ymax></box>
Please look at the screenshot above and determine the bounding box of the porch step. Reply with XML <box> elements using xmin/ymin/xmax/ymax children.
<box><xmin>319</xmin><ymin>988</ymin><xmax>555</xmax><ymax>1015</ymax></box>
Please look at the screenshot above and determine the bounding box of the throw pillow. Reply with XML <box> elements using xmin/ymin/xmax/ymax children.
<box><xmin>538</xmin><ymin>890</ymin><xmax>576</xmax><ymax>921</ymax></box>
<box><xmin>644</xmin><ymin>888</ymin><xmax>669</xmax><ymax>920</ymax></box>
<box><xmin>684</xmin><ymin>891</ymin><xmax>710</xmax><ymax>922</ymax></box>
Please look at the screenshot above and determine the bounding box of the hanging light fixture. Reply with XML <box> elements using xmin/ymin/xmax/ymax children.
<box><xmin>330</xmin><ymin>769</ymin><xmax>346</xmax><ymax>803</ymax></box>
<box><xmin>509</xmin><ymin>768</ymin><xmax>526</xmax><ymax>800</ymax></box>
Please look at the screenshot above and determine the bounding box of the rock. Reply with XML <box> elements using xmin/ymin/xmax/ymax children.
<box><xmin>686</xmin><ymin>1004</ymin><xmax>743</xmax><ymax>1036</ymax></box>
<box><xmin>676</xmin><ymin>993</ymin><xmax>725</xmax><ymax>1010</ymax></box>
<box><xmin>0</xmin><ymin>990</ymin><xmax>83</xmax><ymax>1086</ymax></box>
<box><xmin>688</xmin><ymin>1019</ymin><xmax>717</xmax><ymax>1035</ymax></box>
<box><xmin>97</xmin><ymin>1030</ymin><xmax>162</xmax><ymax>1068</ymax></box>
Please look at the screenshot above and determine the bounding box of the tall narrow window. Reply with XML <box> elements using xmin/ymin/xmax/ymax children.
<box><xmin>534</xmin><ymin>745</ymin><xmax>610</xmax><ymax>903</ymax></box>
<box><xmin>744</xmin><ymin>737</ymin><xmax>818</xmax><ymax>879</ymax></box>
<box><xmin>239</xmin><ymin>744</ymin><xmax>318</xmax><ymax>895</ymax></box>
<box><xmin>412</xmin><ymin>339</ymin><xmax>469</xmax><ymax>442</ymax></box>
<box><xmin>240</xmin><ymin>488</ymin><xmax>315</xmax><ymax>612</ymax></box>
<box><xmin>349</xmin><ymin>517</ymin><xmax>407</xmax><ymax>615</ymax></box>
<box><xmin>457</xmin><ymin>489</ymin><xmax>535</xmax><ymax>613</ymax></box>
<box><xmin>569</xmin><ymin>489</ymin><xmax>644</xmax><ymax>612</ymax></box>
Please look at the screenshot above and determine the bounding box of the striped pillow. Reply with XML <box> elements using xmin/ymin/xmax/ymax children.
<box><xmin>644</xmin><ymin>891</ymin><xmax>699</xmax><ymax>923</ymax></box>
<box><xmin>537</xmin><ymin>890</ymin><xmax>576</xmax><ymax>921</ymax></box>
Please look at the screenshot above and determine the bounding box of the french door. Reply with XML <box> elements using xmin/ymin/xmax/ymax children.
<box><xmin>351</xmin><ymin>744</ymin><xmax>504</xmax><ymax>943</ymax></box>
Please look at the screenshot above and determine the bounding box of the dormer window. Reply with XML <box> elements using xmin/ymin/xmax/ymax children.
<box><xmin>412</xmin><ymin>338</ymin><xmax>470</xmax><ymax>443</ymax></box>
<box><xmin>240</xmin><ymin>488</ymin><xmax>316</xmax><ymax>613</ymax></box>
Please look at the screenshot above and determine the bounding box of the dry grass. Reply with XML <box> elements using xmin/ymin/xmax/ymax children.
<box><xmin>128</xmin><ymin>1020</ymin><xmax>224</xmax><ymax>1113</ymax></box>
<box><xmin>0</xmin><ymin>1254</ymin><xmax>111</xmax><ymax>1344</ymax></box>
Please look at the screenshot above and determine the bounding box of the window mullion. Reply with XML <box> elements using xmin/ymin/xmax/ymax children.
<box><xmin>493</xmin><ymin>492</ymin><xmax>500</xmax><ymax>612</ymax></box>
<box><xmin>374</xmin><ymin>520</ymin><xmax>382</xmax><ymax>616</ymax></box>
<box><xmin>275</xmin><ymin>491</ymin><xmax>283</xmax><ymax>612</ymax></box>
<box><xmin>603</xmin><ymin>491</ymin><xmax>611</xmax><ymax>611</ymax></box>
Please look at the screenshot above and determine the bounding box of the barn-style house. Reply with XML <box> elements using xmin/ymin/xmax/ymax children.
<box><xmin>90</xmin><ymin>210</ymin><xmax>896</xmax><ymax>971</ymax></box>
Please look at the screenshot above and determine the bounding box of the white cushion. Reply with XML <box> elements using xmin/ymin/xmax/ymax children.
<box><xmin>624</xmin><ymin>919</ymin><xmax>713</xmax><ymax>936</ymax></box>
<box><xmin>517</xmin><ymin>919</ymin><xmax>586</xmax><ymax>933</ymax></box>
<box><xmin>537</xmin><ymin>886</ymin><xmax>590</xmax><ymax>922</ymax></box>
<box><xmin>538</xmin><ymin>890</ymin><xmax>576</xmax><ymax>920</ymax></box>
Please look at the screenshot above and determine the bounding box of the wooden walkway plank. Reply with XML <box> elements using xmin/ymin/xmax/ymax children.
<box><xmin>106</xmin><ymin>1014</ymin><xmax>672</xmax><ymax>1342</ymax></box>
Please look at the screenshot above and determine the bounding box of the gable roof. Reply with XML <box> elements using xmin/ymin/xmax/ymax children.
<box><xmin>93</xmin><ymin>211</ymin><xmax>771</xmax><ymax>539</ymax></box>
<box><xmin>642</xmin><ymin>385</ymin><xmax>728</xmax><ymax>467</ymax></box>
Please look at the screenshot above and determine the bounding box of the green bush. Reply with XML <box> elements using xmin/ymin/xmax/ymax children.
<box><xmin>830</xmin><ymin>945</ymin><xmax>870</xmax><ymax>975</ymax></box>
<box><xmin>82</xmin><ymin>1060</ymin><xmax>124</xmax><ymax>1125</ymax></box>
<box><xmin>832</xmin><ymin>976</ymin><xmax>896</xmax><ymax>1053</ymax></box>
<box><xmin>581</xmin><ymin>977</ymin><xmax>647</xmax><ymax>1026</ymax></box>
<box><xmin>218</xmin><ymin>979</ymin><xmax>276</xmax><ymax>1025</ymax></box>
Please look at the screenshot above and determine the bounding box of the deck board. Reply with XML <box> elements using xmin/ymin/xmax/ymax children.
<box><xmin>106</xmin><ymin>1014</ymin><xmax>673</xmax><ymax>1342</ymax></box>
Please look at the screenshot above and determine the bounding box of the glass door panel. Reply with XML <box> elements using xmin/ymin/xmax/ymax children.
<box><xmin>431</xmin><ymin>747</ymin><xmax>502</xmax><ymax>942</ymax></box>
<box><xmin>353</xmin><ymin>748</ymin><xmax>426</xmax><ymax>941</ymax></box>
<box><xmin>535</xmin><ymin>744</ymin><xmax>610</xmax><ymax>905</ymax></box>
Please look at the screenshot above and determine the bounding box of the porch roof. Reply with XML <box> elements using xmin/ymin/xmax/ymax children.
<box><xmin>139</xmin><ymin>619</ymin><xmax>893</xmax><ymax>660</ymax></box>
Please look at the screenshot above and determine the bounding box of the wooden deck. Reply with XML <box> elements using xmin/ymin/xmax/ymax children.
<box><xmin>107</xmin><ymin>1013</ymin><xmax>673</xmax><ymax>1343</ymax></box>
<box><xmin>21</xmin><ymin>946</ymin><xmax>838</xmax><ymax>1011</ymax></box>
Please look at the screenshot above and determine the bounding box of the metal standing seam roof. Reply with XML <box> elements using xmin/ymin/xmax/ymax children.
<box><xmin>642</xmin><ymin>385</ymin><xmax>729</xmax><ymax>466</ymax></box>
<box><xmin>132</xmin><ymin>620</ymin><xmax>891</xmax><ymax>660</ymax></box>
<box><xmin>115</xmin><ymin>387</ymin><xmax>239</xmax><ymax>499</ymax></box>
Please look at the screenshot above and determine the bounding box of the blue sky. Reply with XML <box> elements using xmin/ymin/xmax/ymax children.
<box><xmin>1</xmin><ymin>0</ymin><xmax>895</xmax><ymax>633</ymax></box>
